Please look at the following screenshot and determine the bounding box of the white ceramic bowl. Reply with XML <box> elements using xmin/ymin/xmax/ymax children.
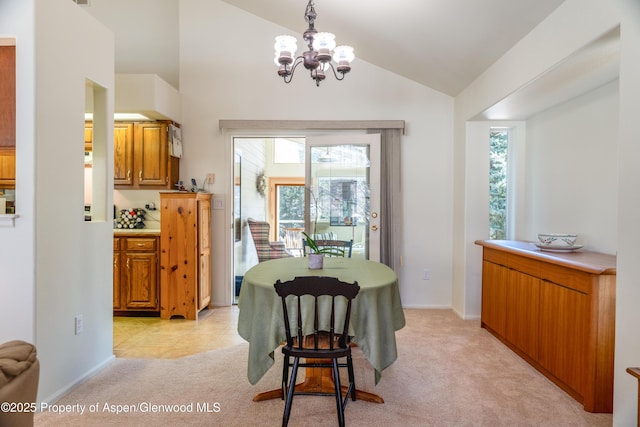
<box><xmin>537</xmin><ymin>233</ymin><xmax>578</xmax><ymax>247</ymax></box>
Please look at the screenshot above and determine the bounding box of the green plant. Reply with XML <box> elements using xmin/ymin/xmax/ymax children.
<box><xmin>302</xmin><ymin>232</ymin><xmax>344</xmax><ymax>256</ymax></box>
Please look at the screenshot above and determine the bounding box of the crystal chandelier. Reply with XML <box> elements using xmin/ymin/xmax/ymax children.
<box><xmin>274</xmin><ymin>0</ymin><xmax>355</xmax><ymax>87</ymax></box>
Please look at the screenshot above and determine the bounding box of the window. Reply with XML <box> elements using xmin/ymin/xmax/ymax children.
<box><xmin>273</xmin><ymin>138</ymin><xmax>304</xmax><ymax>163</ymax></box>
<box><xmin>277</xmin><ymin>184</ymin><xmax>305</xmax><ymax>233</ymax></box>
<box><xmin>489</xmin><ymin>129</ymin><xmax>508</xmax><ymax>239</ymax></box>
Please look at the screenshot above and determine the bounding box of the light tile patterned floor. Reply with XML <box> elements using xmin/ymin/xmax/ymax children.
<box><xmin>113</xmin><ymin>306</ymin><xmax>245</xmax><ymax>358</ymax></box>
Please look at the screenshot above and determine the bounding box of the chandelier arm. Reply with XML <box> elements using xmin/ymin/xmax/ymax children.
<box><xmin>282</xmin><ymin>57</ymin><xmax>305</xmax><ymax>84</ymax></box>
<box><xmin>326</xmin><ymin>63</ymin><xmax>346</xmax><ymax>81</ymax></box>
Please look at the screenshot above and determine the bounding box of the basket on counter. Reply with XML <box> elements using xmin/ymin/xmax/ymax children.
<box><xmin>114</xmin><ymin>208</ymin><xmax>147</xmax><ymax>229</ymax></box>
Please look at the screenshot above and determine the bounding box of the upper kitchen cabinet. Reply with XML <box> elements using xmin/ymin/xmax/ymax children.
<box><xmin>0</xmin><ymin>43</ymin><xmax>16</xmax><ymax>190</ymax></box>
<box><xmin>113</xmin><ymin>121</ymin><xmax>179</xmax><ymax>189</ymax></box>
<box><xmin>84</xmin><ymin>122</ymin><xmax>93</xmax><ymax>153</ymax></box>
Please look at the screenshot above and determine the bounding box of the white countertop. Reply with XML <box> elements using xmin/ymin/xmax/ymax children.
<box><xmin>114</xmin><ymin>228</ymin><xmax>160</xmax><ymax>235</ymax></box>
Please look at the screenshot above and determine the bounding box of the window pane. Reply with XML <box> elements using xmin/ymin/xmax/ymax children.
<box><xmin>273</xmin><ymin>138</ymin><xmax>304</xmax><ymax>163</ymax></box>
<box><xmin>489</xmin><ymin>130</ymin><xmax>508</xmax><ymax>239</ymax></box>
<box><xmin>277</xmin><ymin>185</ymin><xmax>305</xmax><ymax>235</ymax></box>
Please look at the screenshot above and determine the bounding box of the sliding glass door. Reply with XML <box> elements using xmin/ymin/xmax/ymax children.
<box><xmin>305</xmin><ymin>134</ymin><xmax>380</xmax><ymax>261</ymax></box>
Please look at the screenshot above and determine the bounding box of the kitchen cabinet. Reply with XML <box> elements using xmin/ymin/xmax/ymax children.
<box><xmin>476</xmin><ymin>240</ymin><xmax>616</xmax><ymax>413</ymax></box>
<box><xmin>0</xmin><ymin>45</ymin><xmax>15</xmax><ymax>189</ymax></box>
<box><xmin>0</xmin><ymin>148</ymin><xmax>15</xmax><ymax>189</ymax></box>
<box><xmin>113</xmin><ymin>121</ymin><xmax>179</xmax><ymax>189</ymax></box>
<box><xmin>160</xmin><ymin>192</ymin><xmax>212</xmax><ymax>320</ymax></box>
<box><xmin>84</xmin><ymin>122</ymin><xmax>92</xmax><ymax>152</ymax></box>
<box><xmin>0</xmin><ymin>45</ymin><xmax>15</xmax><ymax>148</ymax></box>
<box><xmin>113</xmin><ymin>234</ymin><xmax>160</xmax><ymax>314</ymax></box>
<box><xmin>113</xmin><ymin>237</ymin><xmax>122</xmax><ymax>310</ymax></box>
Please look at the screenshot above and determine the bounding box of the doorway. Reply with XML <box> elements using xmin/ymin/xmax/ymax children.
<box><xmin>232</xmin><ymin>134</ymin><xmax>380</xmax><ymax>304</ymax></box>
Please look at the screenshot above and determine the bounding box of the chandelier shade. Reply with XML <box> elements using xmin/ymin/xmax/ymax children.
<box><xmin>274</xmin><ymin>0</ymin><xmax>355</xmax><ymax>86</ymax></box>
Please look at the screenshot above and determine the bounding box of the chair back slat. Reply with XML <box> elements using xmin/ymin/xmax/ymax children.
<box><xmin>296</xmin><ymin>296</ymin><xmax>303</xmax><ymax>349</ymax></box>
<box><xmin>330</xmin><ymin>297</ymin><xmax>336</xmax><ymax>350</ymax></box>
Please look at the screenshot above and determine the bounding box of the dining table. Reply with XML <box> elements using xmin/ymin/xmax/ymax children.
<box><xmin>237</xmin><ymin>256</ymin><xmax>406</xmax><ymax>403</ymax></box>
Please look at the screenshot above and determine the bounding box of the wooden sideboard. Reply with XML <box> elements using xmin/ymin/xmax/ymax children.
<box><xmin>475</xmin><ymin>240</ymin><xmax>616</xmax><ymax>413</ymax></box>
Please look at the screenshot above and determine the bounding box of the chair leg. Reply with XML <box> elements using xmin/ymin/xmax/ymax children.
<box><xmin>332</xmin><ymin>358</ymin><xmax>345</xmax><ymax>427</ymax></box>
<box><xmin>347</xmin><ymin>354</ymin><xmax>356</xmax><ymax>401</ymax></box>
<box><xmin>282</xmin><ymin>357</ymin><xmax>300</xmax><ymax>427</ymax></box>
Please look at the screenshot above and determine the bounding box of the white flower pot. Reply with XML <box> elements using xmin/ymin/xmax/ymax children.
<box><xmin>308</xmin><ymin>253</ymin><xmax>324</xmax><ymax>270</ymax></box>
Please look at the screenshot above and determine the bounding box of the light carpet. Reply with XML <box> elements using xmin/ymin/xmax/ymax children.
<box><xmin>35</xmin><ymin>309</ymin><xmax>612</xmax><ymax>426</ymax></box>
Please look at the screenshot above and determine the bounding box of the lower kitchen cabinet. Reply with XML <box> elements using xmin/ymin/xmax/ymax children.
<box><xmin>113</xmin><ymin>234</ymin><xmax>160</xmax><ymax>314</ymax></box>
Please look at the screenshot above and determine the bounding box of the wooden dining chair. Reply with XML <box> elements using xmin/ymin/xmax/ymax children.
<box><xmin>274</xmin><ymin>276</ymin><xmax>360</xmax><ymax>427</ymax></box>
<box><xmin>302</xmin><ymin>239</ymin><xmax>353</xmax><ymax>258</ymax></box>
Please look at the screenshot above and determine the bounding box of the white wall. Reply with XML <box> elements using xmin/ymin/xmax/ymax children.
<box><xmin>178</xmin><ymin>0</ymin><xmax>455</xmax><ymax>309</ymax></box>
<box><xmin>455</xmin><ymin>0</ymin><xmax>640</xmax><ymax>424</ymax></box>
<box><xmin>525</xmin><ymin>80</ymin><xmax>619</xmax><ymax>254</ymax></box>
<box><xmin>85</xmin><ymin>0</ymin><xmax>179</xmax><ymax>89</ymax></box>
<box><xmin>0</xmin><ymin>0</ymin><xmax>36</xmax><ymax>344</ymax></box>
<box><xmin>0</xmin><ymin>0</ymin><xmax>115</xmax><ymax>403</ymax></box>
<box><xmin>613</xmin><ymin>1</ymin><xmax>640</xmax><ymax>424</ymax></box>
<box><xmin>35</xmin><ymin>0</ymin><xmax>115</xmax><ymax>403</ymax></box>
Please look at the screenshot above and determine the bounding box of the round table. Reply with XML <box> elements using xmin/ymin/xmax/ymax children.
<box><xmin>237</xmin><ymin>257</ymin><xmax>405</xmax><ymax>403</ymax></box>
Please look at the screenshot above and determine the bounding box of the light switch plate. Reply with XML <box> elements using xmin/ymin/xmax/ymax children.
<box><xmin>213</xmin><ymin>197</ymin><xmax>224</xmax><ymax>210</ymax></box>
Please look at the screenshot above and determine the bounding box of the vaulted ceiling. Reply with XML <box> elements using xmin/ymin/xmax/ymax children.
<box><xmin>221</xmin><ymin>0</ymin><xmax>566</xmax><ymax>96</ymax></box>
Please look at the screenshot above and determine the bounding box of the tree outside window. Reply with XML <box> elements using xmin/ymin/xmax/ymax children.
<box><xmin>489</xmin><ymin>130</ymin><xmax>508</xmax><ymax>240</ymax></box>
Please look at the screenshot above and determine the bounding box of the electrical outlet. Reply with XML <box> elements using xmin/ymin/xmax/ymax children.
<box><xmin>75</xmin><ymin>315</ymin><xmax>84</xmax><ymax>335</ymax></box>
<box><xmin>206</xmin><ymin>173</ymin><xmax>215</xmax><ymax>184</ymax></box>
<box><xmin>422</xmin><ymin>269</ymin><xmax>431</xmax><ymax>280</ymax></box>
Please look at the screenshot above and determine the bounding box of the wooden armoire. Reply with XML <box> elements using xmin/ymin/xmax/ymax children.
<box><xmin>159</xmin><ymin>192</ymin><xmax>212</xmax><ymax>320</ymax></box>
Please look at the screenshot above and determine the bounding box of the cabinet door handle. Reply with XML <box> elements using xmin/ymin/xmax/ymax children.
<box><xmin>127</xmin><ymin>170</ymin><xmax>131</xmax><ymax>180</ymax></box>
<box><xmin>126</xmin><ymin>258</ymin><xmax>130</xmax><ymax>269</ymax></box>
<box><xmin>139</xmin><ymin>170</ymin><xmax>143</xmax><ymax>181</ymax></box>
<box><xmin>114</xmin><ymin>258</ymin><xmax>118</xmax><ymax>268</ymax></box>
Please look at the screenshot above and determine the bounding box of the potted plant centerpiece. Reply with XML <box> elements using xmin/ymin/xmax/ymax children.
<box><xmin>302</xmin><ymin>232</ymin><xmax>344</xmax><ymax>269</ymax></box>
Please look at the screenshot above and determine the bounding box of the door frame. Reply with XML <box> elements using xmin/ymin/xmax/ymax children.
<box><xmin>223</xmin><ymin>121</ymin><xmax>405</xmax><ymax>306</ymax></box>
<box><xmin>267</xmin><ymin>176</ymin><xmax>305</xmax><ymax>241</ymax></box>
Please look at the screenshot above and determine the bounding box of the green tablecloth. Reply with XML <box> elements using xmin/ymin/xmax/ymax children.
<box><xmin>237</xmin><ymin>257</ymin><xmax>406</xmax><ymax>385</ymax></box>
